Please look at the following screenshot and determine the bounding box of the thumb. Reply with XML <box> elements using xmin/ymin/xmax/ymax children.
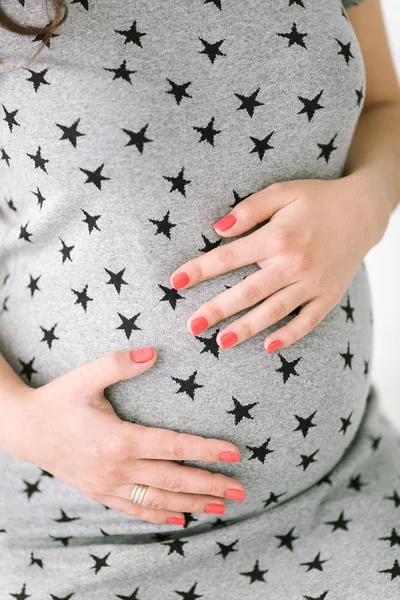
<box><xmin>65</xmin><ymin>347</ymin><xmax>157</xmax><ymax>395</ymax></box>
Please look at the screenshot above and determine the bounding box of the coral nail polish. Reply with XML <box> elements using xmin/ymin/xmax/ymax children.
<box><xmin>213</xmin><ymin>214</ymin><xmax>237</xmax><ymax>231</ymax></box>
<box><xmin>167</xmin><ymin>517</ymin><xmax>185</xmax><ymax>525</ymax></box>
<box><xmin>220</xmin><ymin>451</ymin><xmax>241</xmax><ymax>462</ymax></box>
<box><xmin>205</xmin><ymin>503</ymin><xmax>225</xmax><ymax>514</ymax></box>
<box><xmin>267</xmin><ymin>340</ymin><xmax>283</xmax><ymax>354</ymax></box>
<box><xmin>219</xmin><ymin>332</ymin><xmax>238</xmax><ymax>349</ymax></box>
<box><xmin>224</xmin><ymin>489</ymin><xmax>245</xmax><ymax>501</ymax></box>
<box><xmin>190</xmin><ymin>316</ymin><xmax>208</xmax><ymax>335</ymax></box>
<box><xmin>130</xmin><ymin>347</ymin><xmax>155</xmax><ymax>363</ymax></box>
<box><xmin>171</xmin><ymin>272</ymin><xmax>189</xmax><ymax>289</ymax></box>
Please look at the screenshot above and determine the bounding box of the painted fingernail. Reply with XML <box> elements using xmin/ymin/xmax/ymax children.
<box><xmin>213</xmin><ymin>214</ymin><xmax>237</xmax><ymax>231</ymax></box>
<box><xmin>171</xmin><ymin>272</ymin><xmax>189</xmax><ymax>289</ymax></box>
<box><xmin>130</xmin><ymin>346</ymin><xmax>155</xmax><ymax>363</ymax></box>
<box><xmin>205</xmin><ymin>503</ymin><xmax>225</xmax><ymax>514</ymax></box>
<box><xmin>190</xmin><ymin>316</ymin><xmax>208</xmax><ymax>335</ymax></box>
<box><xmin>219</xmin><ymin>332</ymin><xmax>238</xmax><ymax>349</ymax></box>
<box><xmin>167</xmin><ymin>517</ymin><xmax>185</xmax><ymax>526</ymax></box>
<box><xmin>219</xmin><ymin>451</ymin><xmax>241</xmax><ymax>462</ymax></box>
<box><xmin>267</xmin><ymin>340</ymin><xmax>283</xmax><ymax>354</ymax></box>
<box><xmin>224</xmin><ymin>489</ymin><xmax>245</xmax><ymax>501</ymax></box>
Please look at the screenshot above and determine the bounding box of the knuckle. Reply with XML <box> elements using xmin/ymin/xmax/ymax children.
<box><xmin>216</xmin><ymin>247</ymin><xmax>236</xmax><ymax>268</ymax></box>
<box><xmin>206</xmin><ymin>472</ymin><xmax>220</xmax><ymax>496</ymax></box>
<box><xmin>147</xmin><ymin>491</ymin><xmax>167</xmax><ymax>511</ymax></box>
<box><xmin>243</xmin><ymin>282</ymin><xmax>263</xmax><ymax>305</ymax></box>
<box><xmin>168</xmin><ymin>433</ymin><xmax>185</xmax><ymax>461</ymax></box>
<box><xmin>106</xmin><ymin>439</ymin><xmax>131</xmax><ymax>463</ymax></box>
<box><xmin>163</xmin><ymin>474</ymin><xmax>183</xmax><ymax>492</ymax></box>
<box><xmin>234</xmin><ymin>197</ymin><xmax>255</xmax><ymax>223</ymax></box>
<box><xmin>269</xmin><ymin>300</ymin><xmax>288</xmax><ymax>323</ymax></box>
<box><xmin>239</xmin><ymin>320</ymin><xmax>254</xmax><ymax>340</ymax></box>
<box><xmin>207</xmin><ymin>301</ymin><xmax>225</xmax><ymax>323</ymax></box>
<box><xmin>189</xmin><ymin>261</ymin><xmax>204</xmax><ymax>283</ymax></box>
<box><xmin>271</xmin><ymin>229</ymin><xmax>293</xmax><ymax>253</ymax></box>
<box><xmin>306</xmin><ymin>312</ymin><xmax>321</xmax><ymax>331</ymax></box>
<box><xmin>105</xmin><ymin>350</ymin><xmax>124</xmax><ymax>373</ymax></box>
<box><xmin>290</xmin><ymin>252</ymin><xmax>312</xmax><ymax>276</ymax></box>
<box><xmin>97</xmin><ymin>464</ymin><xmax>126</xmax><ymax>483</ymax></box>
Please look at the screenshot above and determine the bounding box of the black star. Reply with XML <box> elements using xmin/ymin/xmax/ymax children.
<box><xmin>149</xmin><ymin>210</ymin><xmax>177</xmax><ymax>239</ymax></box>
<box><xmin>162</xmin><ymin>538</ymin><xmax>188</xmax><ymax>556</ymax></box>
<box><xmin>163</xmin><ymin>166</ymin><xmax>191</xmax><ymax>196</ymax></box>
<box><xmin>335</xmin><ymin>38</ymin><xmax>354</xmax><ymax>65</ymax></box>
<box><xmin>298</xmin><ymin>90</ymin><xmax>325</xmax><ymax>121</ymax></box>
<box><xmin>71</xmin><ymin>283</ymin><xmax>93</xmax><ymax>312</ymax></box>
<box><xmin>104</xmin><ymin>59</ymin><xmax>136</xmax><ymax>83</ymax></box>
<box><xmin>29</xmin><ymin>551</ymin><xmax>43</xmax><ymax>568</ymax></box>
<box><xmin>234</xmin><ymin>87</ymin><xmax>264</xmax><ymax>117</ymax></box>
<box><xmin>340</xmin><ymin>294</ymin><xmax>355</xmax><ymax>322</ymax></box>
<box><xmin>199</xmin><ymin>233</ymin><xmax>222</xmax><ymax>253</ymax></box>
<box><xmin>171</xmin><ymin>370</ymin><xmax>204</xmax><ymax>400</ymax></box>
<box><xmin>26</xmin><ymin>145</ymin><xmax>49</xmax><ymax>173</ymax></box>
<box><xmin>175</xmin><ymin>581</ymin><xmax>203</xmax><ymax>599</ymax></box>
<box><xmin>21</xmin><ymin>478</ymin><xmax>42</xmax><ymax>500</ymax></box>
<box><xmin>348</xmin><ymin>474</ymin><xmax>368</xmax><ymax>492</ymax></box>
<box><xmin>1</xmin><ymin>295</ymin><xmax>9</xmax><ymax>313</ymax></box>
<box><xmin>300</xmin><ymin>551</ymin><xmax>328</xmax><ymax>572</ymax></box>
<box><xmin>384</xmin><ymin>489</ymin><xmax>400</xmax><ymax>508</ymax></box>
<box><xmin>317</xmin><ymin>473</ymin><xmax>333</xmax><ymax>486</ymax></box>
<box><xmin>369</xmin><ymin>434</ymin><xmax>381</xmax><ymax>451</ymax></box>
<box><xmin>104</xmin><ymin>268</ymin><xmax>129</xmax><ymax>294</ymax></box>
<box><xmin>324</xmin><ymin>510</ymin><xmax>351</xmax><ymax>532</ymax></box>
<box><xmin>210</xmin><ymin>517</ymin><xmax>230</xmax><ymax>529</ymax></box>
<box><xmin>317</xmin><ymin>134</ymin><xmax>338</xmax><ymax>164</ymax></box>
<box><xmin>115</xmin><ymin>20</ymin><xmax>147</xmax><ymax>47</ymax></box>
<box><xmin>289</xmin><ymin>0</ymin><xmax>306</xmax><ymax>6</ymax></box>
<box><xmin>79</xmin><ymin>162</ymin><xmax>110</xmax><ymax>190</ymax></box>
<box><xmin>166</xmin><ymin>78</ymin><xmax>193</xmax><ymax>105</ymax></box>
<box><xmin>227</xmin><ymin>396</ymin><xmax>259</xmax><ymax>426</ymax></box>
<box><xmin>263</xmin><ymin>490</ymin><xmax>287</xmax><ymax>509</ymax></box>
<box><xmin>294</xmin><ymin>410</ymin><xmax>317</xmax><ymax>437</ymax></box>
<box><xmin>31</xmin><ymin>19</ymin><xmax>59</xmax><ymax>47</ymax></box>
<box><xmin>9</xmin><ymin>583</ymin><xmax>31</xmax><ymax>600</ymax></box>
<box><xmin>245</xmin><ymin>437</ymin><xmax>274</xmax><ymax>463</ymax></box>
<box><xmin>40</xmin><ymin>324</ymin><xmax>59</xmax><ymax>349</ymax></box>
<box><xmin>2</xmin><ymin>104</ymin><xmax>20</xmax><ymax>132</ymax></box>
<box><xmin>49</xmin><ymin>534</ymin><xmax>73</xmax><ymax>547</ymax></box>
<box><xmin>122</xmin><ymin>123</ymin><xmax>153</xmax><ymax>154</ymax></box>
<box><xmin>71</xmin><ymin>0</ymin><xmax>89</xmax><ymax>9</ymax></box>
<box><xmin>379</xmin><ymin>559</ymin><xmax>400</xmax><ymax>580</ymax></box>
<box><xmin>249</xmin><ymin>131</ymin><xmax>275</xmax><ymax>161</ymax></box>
<box><xmin>339</xmin><ymin>411</ymin><xmax>353</xmax><ymax>435</ymax></box>
<box><xmin>159</xmin><ymin>283</ymin><xmax>186</xmax><ymax>310</ymax></box>
<box><xmin>240</xmin><ymin>559</ymin><xmax>268</xmax><ymax>583</ymax></box>
<box><xmin>24</xmin><ymin>67</ymin><xmax>50</xmax><ymax>92</ymax></box>
<box><xmin>339</xmin><ymin>341</ymin><xmax>354</xmax><ymax>369</ymax></box>
<box><xmin>90</xmin><ymin>552</ymin><xmax>111</xmax><ymax>574</ymax></box>
<box><xmin>230</xmin><ymin>189</ymin><xmax>252</xmax><ymax>209</ymax></box>
<box><xmin>277</xmin><ymin>22</ymin><xmax>308</xmax><ymax>48</ymax></box>
<box><xmin>198</xmin><ymin>37</ymin><xmax>226</xmax><ymax>63</ymax></box>
<box><xmin>183</xmin><ymin>512</ymin><xmax>199</xmax><ymax>528</ymax></box>
<box><xmin>116</xmin><ymin>312</ymin><xmax>142</xmax><ymax>340</ymax></box>
<box><xmin>56</xmin><ymin>117</ymin><xmax>85</xmax><ymax>148</ymax></box>
<box><xmin>297</xmin><ymin>449</ymin><xmax>319</xmax><ymax>471</ymax></box>
<box><xmin>355</xmin><ymin>85</ymin><xmax>364</xmax><ymax>106</ymax></box>
<box><xmin>19</xmin><ymin>221</ymin><xmax>33</xmax><ymax>243</ymax></box>
<box><xmin>379</xmin><ymin>527</ymin><xmax>400</xmax><ymax>547</ymax></box>
<box><xmin>31</xmin><ymin>186</ymin><xmax>46</xmax><ymax>210</ymax></box>
<box><xmin>38</xmin><ymin>468</ymin><xmax>53</xmax><ymax>478</ymax></box>
<box><xmin>363</xmin><ymin>359</ymin><xmax>369</xmax><ymax>376</ymax></box>
<box><xmin>19</xmin><ymin>357</ymin><xmax>37</xmax><ymax>383</ymax></box>
<box><xmin>81</xmin><ymin>208</ymin><xmax>101</xmax><ymax>233</ymax></box>
<box><xmin>275</xmin><ymin>527</ymin><xmax>299</xmax><ymax>551</ymax></box>
<box><xmin>215</xmin><ymin>539</ymin><xmax>239</xmax><ymax>559</ymax></box>
<box><xmin>275</xmin><ymin>352</ymin><xmax>302</xmax><ymax>383</ymax></box>
<box><xmin>53</xmin><ymin>508</ymin><xmax>81</xmax><ymax>523</ymax></box>
<box><xmin>27</xmin><ymin>273</ymin><xmax>41</xmax><ymax>297</ymax></box>
<box><xmin>204</xmin><ymin>0</ymin><xmax>222</xmax><ymax>8</ymax></box>
<box><xmin>115</xmin><ymin>589</ymin><xmax>141</xmax><ymax>600</ymax></box>
<box><xmin>303</xmin><ymin>593</ymin><xmax>329</xmax><ymax>600</ymax></box>
<box><xmin>1</xmin><ymin>147</ymin><xmax>11</xmax><ymax>167</ymax></box>
<box><xmin>196</xmin><ymin>328</ymin><xmax>220</xmax><ymax>358</ymax></box>
<box><xmin>59</xmin><ymin>238</ymin><xmax>74</xmax><ymax>264</ymax></box>
<box><xmin>193</xmin><ymin>116</ymin><xmax>221</xmax><ymax>146</ymax></box>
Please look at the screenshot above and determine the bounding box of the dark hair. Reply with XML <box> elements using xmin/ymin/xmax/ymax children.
<box><xmin>0</xmin><ymin>0</ymin><xmax>68</xmax><ymax>64</ymax></box>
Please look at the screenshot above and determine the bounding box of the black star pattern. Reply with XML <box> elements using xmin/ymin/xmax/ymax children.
<box><xmin>25</xmin><ymin>67</ymin><xmax>50</xmax><ymax>92</ymax></box>
<box><xmin>240</xmin><ymin>559</ymin><xmax>269</xmax><ymax>583</ymax></box>
<box><xmin>40</xmin><ymin>323</ymin><xmax>59</xmax><ymax>349</ymax></box>
<box><xmin>234</xmin><ymin>87</ymin><xmax>264</xmax><ymax>117</ymax></box>
<box><xmin>335</xmin><ymin>38</ymin><xmax>355</xmax><ymax>65</ymax></box>
<box><xmin>115</xmin><ymin>20</ymin><xmax>147</xmax><ymax>47</ymax></box>
<box><xmin>249</xmin><ymin>131</ymin><xmax>275</xmax><ymax>161</ymax></box>
<box><xmin>340</xmin><ymin>294</ymin><xmax>355</xmax><ymax>322</ymax></box>
<box><xmin>339</xmin><ymin>341</ymin><xmax>354</xmax><ymax>369</ymax></box>
<box><xmin>171</xmin><ymin>370</ymin><xmax>204</xmax><ymax>400</ymax></box>
<box><xmin>26</xmin><ymin>145</ymin><xmax>49</xmax><ymax>173</ymax></box>
<box><xmin>193</xmin><ymin>116</ymin><xmax>221</xmax><ymax>146</ymax></box>
<box><xmin>294</xmin><ymin>410</ymin><xmax>317</xmax><ymax>437</ymax></box>
<box><xmin>277</xmin><ymin>22</ymin><xmax>308</xmax><ymax>48</ymax></box>
<box><xmin>79</xmin><ymin>162</ymin><xmax>110</xmax><ymax>190</ymax></box>
<box><xmin>245</xmin><ymin>437</ymin><xmax>274</xmax><ymax>463</ymax></box>
<box><xmin>122</xmin><ymin>123</ymin><xmax>153</xmax><ymax>154</ymax></box>
<box><xmin>339</xmin><ymin>410</ymin><xmax>353</xmax><ymax>435</ymax></box>
<box><xmin>198</xmin><ymin>37</ymin><xmax>226</xmax><ymax>63</ymax></box>
<box><xmin>2</xmin><ymin>104</ymin><xmax>20</xmax><ymax>132</ymax></box>
<box><xmin>379</xmin><ymin>527</ymin><xmax>400</xmax><ymax>548</ymax></box>
<box><xmin>195</xmin><ymin>328</ymin><xmax>220</xmax><ymax>358</ymax></box>
<box><xmin>384</xmin><ymin>489</ymin><xmax>400</xmax><ymax>508</ymax></box>
<box><xmin>71</xmin><ymin>283</ymin><xmax>93</xmax><ymax>312</ymax></box>
<box><xmin>104</xmin><ymin>59</ymin><xmax>136</xmax><ymax>83</ymax></box>
<box><xmin>300</xmin><ymin>552</ymin><xmax>328</xmax><ymax>572</ymax></box>
<box><xmin>298</xmin><ymin>90</ymin><xmax>325</xmax><ymax>121</ymax></box>
<box><xmin>348</xmin><ymin>474</ymin><xmax>368</xmax><ymax>492</ymax></box>
<box><xmin>56</xmin><ymin>117</ymin><xmax>86</xmax><ymax>147</ymax></box>
<box><xmin>116</xmin><ymin>312</ymin><xmax>142</xmax><ymax>339</ymax></box>
<box><xmin>158</xmin><ymin>283</ymin><xmax>186</xmax><ymax>310</ymax></box>
<box><xmin>215</xmin><ymin>539</ymin><xmax>239</xmax><ymax>558</ymax></box>
<box><xmin>166</xmin><ymin>78</ymin><xmax>193</xmax><ymax>105</ymax></box>
<box><xmin>59</xmin><ymin>238</ymin><xmax>74</xmax><ymax>264</ymax></box>
<box><xmin>275</xmin><ymin>352</ymin><xmax>302</xmax><ymax>383</ymax></box>
<box><xmin>297</xmin><ymin>448</ymin><xmax>320</xmax><ymax>470</ymax></box>
<box><xmin>317</xmin><ymin>134</ymin><xmax>338</xmax><ymax>163</ymax></box>
<box><xmin>31</xmin><ymin>186</ymin><xmax>46</xmax><ymax>210</ymax></box>
<box><xmin>149</xmin><ymin>210</ymin><xmax>177</xmax><ymax>239</ymax></box>
<box><xmin>275</xmin><ymin>527</ymin><xmax>299</xmax><ymax>551</ymax></box>
<box><xmin>27</xmin><ymin>274</ymin><xmax>41</xmax><ymax>297</ymax></box>
<box><xmin>379</xmin><ymin>559</ymin><xmax>400</xmax><ymax>580</ymax></box>
<box><xmin>227</xmin><ymin>396</ymin><xmax>259</xmax><ymax>426</ymax></box>
<box><xmin>90</xmin><ymin>552</ymin><xmax>111</xmax><ymax>574</ymax></box>
<box><xmin>324</xmin><ymin>510</ymin><xmax>352</xmax><ymax>532</ymax></box>
<box><xmin>163</xmin><ymin>166</ymin><xmax>191</xmax><ymax>196</ymax></box>
<box><xmin>104</xmin><ymin>268</ymin><xmax>129</xmax><ymax>294</ymax></box>
<box><xmin>18</xmin><ymin>357</ymin><xmax>38</xmax><ymax>383</ymax></box>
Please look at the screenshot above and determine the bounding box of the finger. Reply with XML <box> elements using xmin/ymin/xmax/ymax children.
<box><xmin>98</xmin><ymin>457</ymin><xmax>246</xmax><ymax>500</ymax></box>
<box><xmin>263</xmin><ymin>294</ymin><xmax>333</xmax><ymax>353</ymax></box>
<box><xmin>212</xmin><ymin>282</ymin><xmax>310</xmax><ymax>350</ymax></box>
<box><xmin>170</xmin><ymin>225</ymin><xmax>269</xmax><ymax>290</ymax></box>
<box><xmin>93</xmin><ymin>492</ymin><xmax>187</xmax><ymax>526</ymax></box>
<box><xmin>121</xmin><ymin>422</ymin><xmax>241</xmax><ymax>463</ymax></box>
<box><xmin>212</xmin><ymin>180</ymin><xmax>297</xmax><ymax>237</ymax></box>
<box><xmin>187</xmin><ymin>262</ymin><xmax>292</xmax><ymax>335</ymax></box>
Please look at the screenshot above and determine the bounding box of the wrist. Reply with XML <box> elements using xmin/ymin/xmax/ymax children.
<box><xmin>0</xmin><ymin>386</ymin><xmax>33</xmax><ymax>457</ymax></box>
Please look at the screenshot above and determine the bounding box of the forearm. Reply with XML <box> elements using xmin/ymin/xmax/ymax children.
<box><xmin>0</xmin><ymin>352</ymin><xmax>29</xmax><ymax>454</ymax></box>
<box><xmin>343</xmin><ymin>100</ymin><xmax>400</xmax><ymax>246</ymax></box>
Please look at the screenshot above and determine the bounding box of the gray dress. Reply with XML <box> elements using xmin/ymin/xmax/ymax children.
<box><xmin>1</xmin><ymin>0</ymin><xmax>400</xmax><ymax>598</ymax></box>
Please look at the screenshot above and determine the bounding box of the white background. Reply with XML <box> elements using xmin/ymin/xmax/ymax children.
<box><xmin>363</xmin><ymin>0</ymin><xmax>400</xmax><ymax>429</ymax></box>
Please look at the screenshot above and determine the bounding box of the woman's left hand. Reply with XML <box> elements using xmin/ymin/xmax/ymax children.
<box><xmin>169</xmin><ymin>175</ymin><xmax>386</xmax><ymax>354</ymax></box>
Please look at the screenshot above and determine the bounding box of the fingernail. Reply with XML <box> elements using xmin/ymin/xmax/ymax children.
<box><xmin>190</xmin><ymin>316</ymin><xmax>208</xmax><ymax>335</ymax></box>
<box><xmin>267</xmin><ymin>340</ymin><xmax>283</xmax><ymax>354</ymax></box>
<box><xmin>167</xmin><ymin>517</ymin><xmax>185</xmax><ymax>526</ymax></box>
<box><xmin>205</xmin><ymin>503</ymin><xmax>225</xmax><ymax>514</ymax></box>
<box><xmin>213</xmin><ymin>214</ymin><xmax>237</xmax><ymax>231</ymax></box>
<box><xmin>224</xmin><ymin>489</ymin><xmax>245</xmax><ymax>501</ymax></box>
<box><xmin>220</xmin><ymin>451</ymin><xmax>241</xmax><ymax>462</ymax></box>
<box><xmin>219</xmin><ymin>332</ymin><xmax>238</xmax><ymax>349</ymax></box>
<box><xmin>130</xmin><ymin>346</ymin><xmax>155</xmax><ymax>363</ymax></box>
<box><xmin>171</xmin><ymin>272</ymin><xmax>190</xmax><ymax>289</ymax></box>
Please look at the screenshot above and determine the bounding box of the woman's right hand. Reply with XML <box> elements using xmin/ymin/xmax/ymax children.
<box><xmin>0</xmin><ymin>347</ymin><xmax>245</xmax><ymax>526</ymax></box>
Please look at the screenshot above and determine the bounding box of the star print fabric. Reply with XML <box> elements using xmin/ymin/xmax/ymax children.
<box><xmin>1</xmin><ymin>0</ymin><xmax>400</xmax><ymax>598</ymax></box>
